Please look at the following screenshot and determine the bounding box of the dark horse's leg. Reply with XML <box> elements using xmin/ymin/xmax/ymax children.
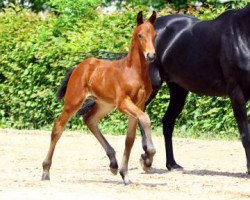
<box><xmin>163</xmin><ymin>83</ymin><xmax>188</xmax><ymax>170</ymax></box>
<box><xmin>229</xmin><ymin>85</ymin><xmax>250</xmax><ymax>174</ymax></box>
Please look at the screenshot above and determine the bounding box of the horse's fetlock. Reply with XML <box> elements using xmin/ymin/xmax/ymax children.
<box><xmin>142</xmin><ymin>144</ymin><xmax>147</xmax><ymax>152</ymax></box>
<box><xmin>107</xmin><ymin>148</ymin><xmax>116</xmax><ymax>159</ymax></box>
<box><xmin>110</xmin><ymin>160</ymin><xmax>118</xmax><ymax>169</ymax></box>
<box><xmin>147</xmin><ymin>148</ymin><xmax>156</xmax><ymax>156</ymax></box>
<box><xmin>42</xmin><ymin>161</ymin><xmax>51</xmax><ymax>170</ymax></box>
<box><xmin>119</xmin><ymin>168</ymin><xmax>126</xmax><ymax>178</ymax></box>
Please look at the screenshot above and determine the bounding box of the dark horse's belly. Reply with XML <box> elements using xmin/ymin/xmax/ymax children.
<box><xmin>155</xmin><ymin>15</ymin><xmax>228</xmax><ymax>96</ymax></box>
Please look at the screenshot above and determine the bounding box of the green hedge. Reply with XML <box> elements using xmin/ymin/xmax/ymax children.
<box><xmin>0</xmin><ymin>1</ymin><xmax>249</xmax><ymax>138</ymax></box>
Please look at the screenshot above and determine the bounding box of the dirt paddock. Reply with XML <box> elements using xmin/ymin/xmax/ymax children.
<box><xmin>0</xmin><ymin>129</ymin><xmax>249</xmax><ymax>200</ymax></box>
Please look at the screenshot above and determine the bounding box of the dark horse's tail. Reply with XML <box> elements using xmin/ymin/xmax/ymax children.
<box><xmin>56</xmin><ymin>67</ymin><xmax>96</xmax><ymax>115</ymax></box>
<box><xmin>57</xmin><ymin>68</ymin><xmax>75</xmax><ymax>101</ymax></box>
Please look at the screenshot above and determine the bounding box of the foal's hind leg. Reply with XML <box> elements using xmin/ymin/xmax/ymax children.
<box><xmin>119</xmin><ymin>117</ymin><xmax>138</xmax><ymax>185</ymax></box>
<box><xmin>42</xmin><ymin>84</ymin><xmax>87</xmax><ymax>180</ymax></box>
<box><xmin>84</xmin><ymin>102</ymin><xmax>118</xmax><ymax>174</ymax></box>
<box><xmin>41</xmin><ymin>102</ymin><xmax>83</xmax><ymax>180</ymax></box>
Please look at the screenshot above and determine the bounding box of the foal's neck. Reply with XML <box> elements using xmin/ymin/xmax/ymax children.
<box><xmin>126</xmin><ymin>35</ymin><xmax>149</xmax><ymax>77</ymax></box>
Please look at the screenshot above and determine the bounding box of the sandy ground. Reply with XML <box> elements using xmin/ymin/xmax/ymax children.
<box><xmin>0</xmin><ymin>129</ymin><xmax>249</xmax><ymax>200</ymax></box>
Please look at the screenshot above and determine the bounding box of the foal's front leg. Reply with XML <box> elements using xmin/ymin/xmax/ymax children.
<box><xmin>138</xmin><ymin>108</ymin><xmax>156</xmax><ymax>172</ymax></box>
<box><xmin>119</xmin><ymin>98</ymin><xmax>156</xmax><ymax>184</ymax></box>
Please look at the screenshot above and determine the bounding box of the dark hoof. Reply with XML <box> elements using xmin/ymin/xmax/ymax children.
<box><xmin>166</xmin><ymin>162</ymin><xmax>183</xmax><ymax>171</ymax></box>
<box><xmin>41</xmin><ymin>172</ymin><xmax>50</xmax><ymax>181</ymax></box>
<box><xmin>109</xmin><ymin>162</ymin><xmax>118</xmax><ymax>175</ymax></box>
<box><xmin>110</xmin><ymin>167</ymin><xmax>118</xmax><ymax>175</ymax></box>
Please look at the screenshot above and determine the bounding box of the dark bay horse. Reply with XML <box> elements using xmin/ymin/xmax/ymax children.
<box><xmin>148</xmin><ymin>4</ymin><xmax>250</xmax><ymax>174</ymax></box>
<box><xmin>79</xmin><ymin>4</ymin><xmax>250</xmax><ymax>174</ymax></box>
<box><xmin>42</xmin><ymin>11</ymin><xmax>157</xmax><ymax>185</ymax></box>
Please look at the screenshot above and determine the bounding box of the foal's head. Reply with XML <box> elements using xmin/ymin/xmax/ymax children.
<box><xmin>134</xmin><ymin>11</ymin><xmax>157</xmax><ymax>63</ymax></box>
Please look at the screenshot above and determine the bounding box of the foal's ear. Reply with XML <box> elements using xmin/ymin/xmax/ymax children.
<box><xmin>137</xmin><ymin>11</ymin><xmax>143</xmax><ymax>26</ymax></box>
<box><xmin>148</xmin><ymin>11</ymin><xmax>156</xmax><ymax>24</ymax></box>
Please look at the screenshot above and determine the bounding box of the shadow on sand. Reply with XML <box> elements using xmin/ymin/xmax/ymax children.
<box><xmin>183</xmin><ymin>169</ymin><xmax>249</xmax><ymax>178</ymax></box>
<box><xmin>77</xmin><ymin>178</ymin><xmax>168</xmax><ymax>187</ymax></box>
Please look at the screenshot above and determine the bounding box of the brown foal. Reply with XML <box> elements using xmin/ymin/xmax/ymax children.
<box><xmin>42</xmin><ymin>11</ymin><xmax>157</xmax><ymax>185</ymax></box>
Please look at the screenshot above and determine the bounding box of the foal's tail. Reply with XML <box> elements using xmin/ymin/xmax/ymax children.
<box><xmin>57</xmin><ymin>67</ymin><xmax>75</xmax><ymax>101</ymax></box>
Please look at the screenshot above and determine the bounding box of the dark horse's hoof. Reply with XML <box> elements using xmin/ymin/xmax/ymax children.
<box><xmin>41</xmin><ymin>172</ymin><xmax>50</xmax><ymax>181</ymax></box>
<box><xmin>166</xmin><ymin>162</ymin><xmax>184</xmax><ymax>171</ymax></box>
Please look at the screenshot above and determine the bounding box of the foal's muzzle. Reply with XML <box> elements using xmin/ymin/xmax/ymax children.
<box><xmin>146</xmin><ymin>52</ymin><xmax>156</xmax><ymax>63</ymax></box>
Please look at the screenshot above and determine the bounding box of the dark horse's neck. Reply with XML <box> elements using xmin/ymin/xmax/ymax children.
<box><xmin>239</xmin><ymin>4</ymin><xmax>250</xmax><ymax>15</ymax></box>
<box><xmin>234</xmin><ymin>4</ymin><xmax>250</xmax><ymax>34</ymax></box>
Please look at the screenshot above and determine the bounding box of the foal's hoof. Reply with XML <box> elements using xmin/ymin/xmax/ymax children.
<box><xmin>124</xmin><ymin>179</ymin><xmax>132</xmax><ymax>186</ymax></box>
<box><xmin>41</xmin><ymin>172</ymin><xmax>50</xmax><ymax>181</ymax></box>
<box><xmin>166</xmin><ymin>162</ymin><xmax>183</xmax><ymax>171</ymax></box>
<box><xmin>140</xmin><ymin>154</ymin><xmax>152</xmax><ymax>172</ymax></box>
<box><xmin>119</xmin><ymin>171</ymin><xmax>132</xmax><ymax>185</ymax></box>
<box><xmin>109</xmin><ymin>162</ymin><xmax>118</xmax><ymax>175</ymax></box>
<box><xmin>110</xmin><ymin>167</ymin><xmax>118</xmax><ymax>175</ymax></box>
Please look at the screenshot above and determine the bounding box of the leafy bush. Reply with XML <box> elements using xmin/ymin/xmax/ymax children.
<box><xmin>0</xmin><ymin>3</ymin><xmax>147</xmax><ymax>132</ymax></box>
<box><xmin>0</xmin><ymin>1</ymin><xmax>249</xmax><ymax>139</ymax></box>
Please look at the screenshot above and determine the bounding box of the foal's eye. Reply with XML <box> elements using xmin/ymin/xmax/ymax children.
<box><xmin>138</xmin><ymin>33</ymin><xmax>143</xmax><ymax>39</ymax></box>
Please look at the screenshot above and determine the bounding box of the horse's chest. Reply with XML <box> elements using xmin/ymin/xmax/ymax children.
<box><xmin>127</xmin><ymin>82</ymin><xmax>152</xmax><ymax>104</ymax></box>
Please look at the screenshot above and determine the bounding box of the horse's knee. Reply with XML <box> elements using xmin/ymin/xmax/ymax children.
<box><xmin>162</xmin><ymin>106</ymin><xmax>182</xmax><ymax>123</ymax></box>
<box><xmin>139</xmin><ymin>114</ymin><xmax>151</xmax><ymax>129</ymax></box>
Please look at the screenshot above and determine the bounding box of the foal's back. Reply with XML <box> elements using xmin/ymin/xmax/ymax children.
<box><xmin>66</xmin><ymin>55</ymin><xmax>150</xmax><ymax>105</ymax></box>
